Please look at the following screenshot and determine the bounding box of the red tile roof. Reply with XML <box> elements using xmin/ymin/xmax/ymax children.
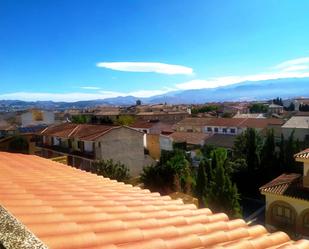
<box><xmin>177</xmin><ymin>118</ymin><xmax>284</xmax><ymax>129</ymax></box>
<box><xmin>41</xmin><ymin>123</ymin><xmax>120</xmax><ymax>141</ymax></box>
<box><xmin>206</xmin><ymin>118</ymin><xmax>284</xmax><ymax>128</ymax></box>
<box><xmin>294</xmin><ymin>148</ymin><xmax>309</xmax><ymax>160</ymax></box>
<box><xmin>259</xmin><ymin>174</ymin><xmax>301</xmax><ymax>195</ymax></box>
<box><xmin>169</xmin><ymin>132</ymin><xmax>211</xmax><ymax>145</ymax></box>
<box><xmin>0</xmin><ymin>152</ymin><xmax>308</xmax><ymax>249</ymax></box>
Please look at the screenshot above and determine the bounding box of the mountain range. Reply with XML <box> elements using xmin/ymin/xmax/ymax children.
<box><xmin>1</xmin><ymin>77</ymin><xmax>309</xmax><ymax>109</ymax></box>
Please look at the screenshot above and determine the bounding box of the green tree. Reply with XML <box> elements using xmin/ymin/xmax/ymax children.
<box><xmin>91</xmin><ymin>159</ymin><xmax>130</xmax><ymax>182</ymax></box>
<box><xmin>285</xmin><ymin>130</ymin><xmax>298</xmax><ymax>172</ymax></box>
<box><xmin>261</xmin><ymin>129</ymin><xmax>276</xmax><ymax>170</ymax></box>
<box><xmin>194</xmin><ymin>160</ymin><xmax>208</xmax><ymax>207</ymax></box>
<box><xmin>249</xmin><ymin>103</ymin><xmax>268</xmax><ymax>113</ymax></box>
<box><xmin>8</xmin><ymin>136</ymin><xmax>29</xmax><ymax>154</ymax></box>
<box><xmin>141</xmin><ymin>149</ymin><xmax>193</xmax><ymax>194</ymax></box>
<box><xmin>166</xmin><ymin>150</ymin><xmax>193</xmax><ymax>193</ymax></box>
<box><xmin>247</xmin><ymin>128</ymin><xmax>262</xmax><ymax>172</ymax></box>
<box><xmin>71</xmin><ymin>115</ymin><xmax>90</xmax><ymax>124</ymax></box>
<box><xmin>208</xmin><ymin>151</ymin><xmax>242</xmax><ymax>218</ymax></box>
<box><xmin>141</xmin><ymin>163</ymin><xmax>175</xmax><ymax>194</ymax></box>
<box><xmin>279</xmin><ymin>133</ymin><xmax>285</xmax><ymax>172</ymax></box>
<box><xmin>116</xmin><ymin>115</ymin><xmax>135</xmax><ymax>125</ymax></box>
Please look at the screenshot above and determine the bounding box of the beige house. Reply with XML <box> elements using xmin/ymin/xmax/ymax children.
<box><xmin>282</xmin><ymin>116</ymin><xmax>309</xmax><ymax>141</ymax></box>
<box><xmin>260</xmin><ymin>148</ymin><xmax>309</xmax><ymax>238</ymax></box>
<box><xmin>38</xmin><ymin>123</ymin><xmax>151</xmax><ymax>176</ymax></box>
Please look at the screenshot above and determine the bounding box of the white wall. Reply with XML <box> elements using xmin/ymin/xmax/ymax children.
<box><xmin>84</xmin><ymin>141</ymin><xmax>94</xmax><ymax>152</ymax></box>
<box><xmin>204</xmin><ymin>126</ymin><xmax>240</xmax><ymax>135</ymax></box>
<box><xmin>21</xmin><ymin>111</ymin><xmax>55</xmax><ymax>127</ymax></box>
<box><xmin>159</xmin><ymin>135</ymin><xmax>173</xmax><ymax>151</ymax></box>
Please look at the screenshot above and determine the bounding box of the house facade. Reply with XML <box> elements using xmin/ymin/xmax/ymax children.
<box><xmin>260</xmin><ymin>149</ymin><xmax>309</xmax><ymax>238</ymax></box>
<box><xmin>175</xmin><ymin>117</ymin><xmax>283</xmax><ymax>137</ymax></box>
<box><xmin>21</xmin><ymin>110</ymin><xmax>55</xmax><ymax>127</ymax></box>
<box><xmin>282</xmin><ymin>116</ymin><xmax>309</xmax><ymax>142</ymax></box>
<box><xmin>37</xmin><ymin>123</ymin><xmax>150</xmax><ymax>176</ymax></box>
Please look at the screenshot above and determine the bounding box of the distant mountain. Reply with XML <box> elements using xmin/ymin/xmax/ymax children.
<box><xmin>145</xmin><ymin>77</ymin><xmax>309</xmax><ymax>104</ymax></box>
<box><xmin>1</xmin><ymin>77</ymin><xmax>309</xmax><ymax>109</ymax></box>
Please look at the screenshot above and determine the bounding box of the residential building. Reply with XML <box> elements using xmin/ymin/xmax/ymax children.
<box><xmin>260</xmin><ymin>148</ymin><xmax>309</xmax><ymax>238</ymax></box>
<box><xmin>37</xmin><ymin>123</ymin><xmax>150</xmax><ymax>176</ymax></box>
<box><xmin>174</xmin><ymin>117</ymin><xmax>212</xmax><ymax>133</ymax></box>
<box><xmin>1</xmin><ymin>152</ymin><xmax>308</xmax><ymax>249</ymax></box>
<box><xmin>176</xmin><ymin>117</ymin><xmax>284</xmax><ymax>138</ymax></box>
<box><xmin>0</xmin><ymin>123</ymin><xmax>17</xmax><ymax>138</ymax></box>
<box><xmin>136</xmin><ymin>111</ymin><xmax>189</xmax><ymax>122</ymax></box>
<box><xmin>168</xmin><ymin>131</ymin><xmax>211</xmax><ymax>147</ymax></box>
<box><xmin>268</xmin><ymin>104</ymin><xmax>284</xmax><ymax>115</ymax></box>
<box><xmin>21</xmin><ymin>109</ymin><xmax>55</xmax><ymax>127</ymax></box>
<box><xmin>203</xmin><ymin>134</ymin><xmax>237</xmax><ymax>149</ymax></box>
<box><xmin>294</xmin><ymin>98</ymin><xmax>309</xmax><ymax>111</ymax></box>
<box><xmin>282</xmin><ymin>116</ymin><xmax>309</xmax><ymax>141</ymax></box>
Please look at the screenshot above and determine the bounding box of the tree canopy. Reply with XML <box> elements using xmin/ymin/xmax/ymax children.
<box><xmin>91</xmin><ymin>159</ymin><xmax>130</xmax><ymax>182</ymax></box>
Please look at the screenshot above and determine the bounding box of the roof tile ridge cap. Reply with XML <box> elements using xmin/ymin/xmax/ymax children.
<box><xmin>122</xmin><ymin>125</ymin><xmax>144</xmax><ymax>133</ymax></box>
<box><xmin>86</xmin><ymin>126</ymin><xmax>119</xmax><ymax>140</ymax></box>
<box><xmin>68</xmin><ymin>124</ymin><xmax>80</xmax><ymax>138</ymax></box>
<box><xmin>0</xmin><ymin>205</ymin><xmax>48</xmax><ymax>249</ymax></box>
<box><xmin>259</xmin><ymin>174</ymin><xmax>301</xmax><ymax>190</ymax></box>
<box><xmin>40</xmin><ymin>126</ymin><xmax>49</xmax><ymax>134</ymax></box>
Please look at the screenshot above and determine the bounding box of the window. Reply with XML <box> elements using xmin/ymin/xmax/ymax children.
<box><xmin>230</xmin><ymin>128</ymin><xmax>236</xmax><ymax>134</ymax></box>
<box><xmin>222</xmin><ymin>128</ymin><xmax>227</xmax><ymax>133</ymax></box>
<box><xmin>207</xmin><ymin>127</ymin><xmax>212</xmax><ymax>132</ymax></box>
<box><xmin>304</xmin><ymin>213</ymin><xmax>309</xmax><ymax>228</ymax></box>
<box><xmin>272</xmin><ymin>204</ymin><xmax>294</xmax><ymax>225</ymax></box>
<box><xmin>214</xmin><ymin>127</ymin><xmax>218</xmax><ymax>133</ymax></box>
<box><xmin>68</xmin><ymin>139</ymin><xmax>72</xmax><ymax>149</ymax></box>
<box><xmin>78</xmin><ymin>141</ymin><xmax>84</xmax><ymax>151</ymax></box>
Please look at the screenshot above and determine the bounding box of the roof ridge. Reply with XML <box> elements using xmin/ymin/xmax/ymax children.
<box><xmin>68</xmin><ymin>124</ymin><xmax>81</xmax><ymax>138</ymax></box>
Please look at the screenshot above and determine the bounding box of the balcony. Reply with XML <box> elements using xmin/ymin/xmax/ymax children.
<box><xmin>37</xmin><ymin>143</ymin><xmax>95</xmax><ymax>160</ymax></box>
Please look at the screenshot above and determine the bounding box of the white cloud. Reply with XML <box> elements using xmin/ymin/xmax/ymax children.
<box><xmin>175</xmin><ymin>71</ymin><xmax>309</xmax><ymax>90</ymax></box>
<box><xmin>274</xmin><ymin>57</ymin><xmax>309</xmax><ymax>69</ymax></box>
<box><xmin>281</xmin><ymin>65</ymin><xmax>309</xmax><ymax>72</ymax></box>
<box><xmin>0</xmin><ymin>88</ymin><xmax>171</xmax><ymax>102</ymax></box>
<box><xmin>175</xmin><ymin>57</ymin><xmax>309</xmax><ymax>90</ymax></box>
<box><xmin>2</xmin><ymin>57</ymin><xmax>309</xmax><ymax>102</ymax></box>
<box><xmin>97</xmin><ymin>62</ymin><xmax>193</xmax><ymax>75</ymax></box>
<box><xmin>81</xmin><ymin>86</ymin><xmax>101</xmax><ymax>90</ymax></box>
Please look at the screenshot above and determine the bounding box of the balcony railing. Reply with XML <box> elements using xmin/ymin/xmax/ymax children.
<box><xmin>37</xmin><ymin>143</ymin><xmax>95</xmax><ymax>159</ymax></box>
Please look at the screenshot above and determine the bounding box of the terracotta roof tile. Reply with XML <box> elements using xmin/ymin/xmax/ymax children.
<box><xmin>260</xmin><ymin>173</ymin><xmax>309</xmax><ymax>201</ymax></box>
<box><xmin>169</xmin><ymin>132</ymin><xmax>212</xmax><ymax>145</ymax></box>
<box><xmin>294</xmin><ymin>148</ymin><xmax>309</xmax><ymax>160</ymax></box>
<box><xmin>0</xmin><ymin>152</ymin><xmax>308</xmax><ymax>249</ymax></box>
<box><xmin>40</xmin><ymin>123</ymin><xmax>120</xmax><ymax>141</ymax></box>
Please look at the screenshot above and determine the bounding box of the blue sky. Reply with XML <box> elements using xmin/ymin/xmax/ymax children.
<box><xmin>1</xmin><ymin>0</ymin><xmax>309</xmax><ymax>101</ymax></box>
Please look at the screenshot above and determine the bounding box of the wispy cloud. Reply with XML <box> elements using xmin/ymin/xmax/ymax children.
<box><xmin>80</xmin><ymin>86</ymin><xmax>101</xmax><ymax>90</ymax></box>
<box><xmin>274</xmin><ymin>57</ymin><xmax>309</xmax><ymax>70</ymax></box>
<box><xmin>176</xmin><ymin>57</ymin><xmax>309</xmax><ymax>90</ymax></box>
<box><xmin>2</xmin><ymin>57</ymin><xmax>309</xmax><ymax>102</ymax></box>
<box><xmin>0</xmin><ymin>88</ymin><xmax>171</xmax><ymax>102</ymax></box>
<box><xmin>175</xmin><ymin>71</ymin><xmax>309</xmax><ymax>90</ymax></box>
<box><xmin>96</xmin><ymin>62</ymin><xmax>193</xmax><ymax>75</ymax></box>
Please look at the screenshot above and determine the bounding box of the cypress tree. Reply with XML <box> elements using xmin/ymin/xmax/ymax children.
<box><xmin>195</xmin><ymin>160</ymin><xmax>208</xmax><ymax>207</ymax></box>
<box><xmin>246</xmin><ymin>128</ymin><xmax>261</xmax><ymax>172</ymax></box>
<box><xmin>279</xmin><ymin>133</ymin><xmax>285</xmax><ymax>173</ymax></box>
<box><xmin>285</xmin><ymin>130</ymin><xmax>297</xmax><ymax>172</ymax></box>
<box><xmin>261</xmin><ymin>129</ymin><xmax>276</xmax><ymax>170</ymax></box>
<box><xmin>208</xmin><ymin>158</ymin><xmax>242</xmax><ymax>218</ymax></box>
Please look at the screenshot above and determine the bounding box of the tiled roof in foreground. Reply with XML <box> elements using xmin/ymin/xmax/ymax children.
<box><xmin>0</xmin><ymin>153</ymin><xmax>309</xmax><ymax>249</ymax></box>
<box><xmin>294</xmin><ymin>148</ymin><xmax>309</xmax><ymax>160</ymax></box>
